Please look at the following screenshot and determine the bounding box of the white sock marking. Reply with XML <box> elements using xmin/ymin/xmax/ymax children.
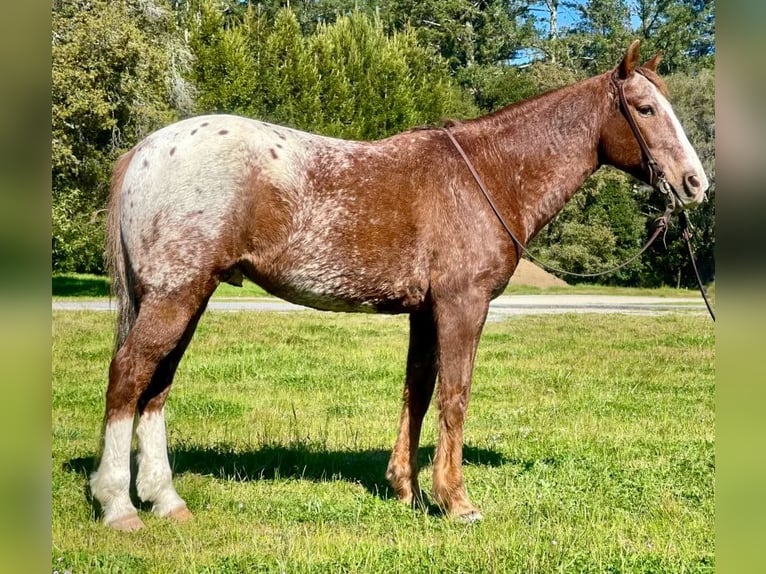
<box><xmin>135</xmin><ymin>408</ymin><xmax>186</xmax><ymax>516</ymax></box>
<box><xmin>90</xmin><ymin>417</ymin><xmax>138</xmax><ymax>524</ymax></box>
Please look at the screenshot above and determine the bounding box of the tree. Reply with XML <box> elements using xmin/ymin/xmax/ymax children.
<box><xmin>562</xmin><ymin>0</ymin><xmax>633</xmax><ymax>74</ymax></box>
<box><xmin>528</xmin><ymin>1</ymin><xmax>714</xmax><ymax>76</ymax></box>
<box><xmin>186</xmin><ymin>0</ymin><xmax>264</xmax><ymax>116</ymax></box>
<box><xmin>262</xmin><ymin>9</ymin><xmax>323</xmax><ymax>129</ymax></box>
<box><xmin>187</xmin><ymin>5</ymin><xmax>476</xmax><ymax>139</ymax></box>
<box><xmin>384</xmin><ymin>0</ymin><xmax>535</xmax><ymax>71</ymax></box>
<box><xmin>310</xmin><ymin>12</ymin><xmax>477</xmax><ymax>139</ymax></box>
<box><xmin>530</xmin><ymin>169</ymin><xmax>647</xmax><ymax>284</ymax></box>
<box><xmin>311</xmin><ymin>12</ymin><xmax>417</xmax><ymax>138</ymax></box>
<box><xmin>633</xmin><ymin>0</ymin><xmax>715</xmax><ymax>72</ymax></box>
<box><xmin>52</xmin><ymin>0</ymin><xmax>189</xmax><ymax>273</ymax></box>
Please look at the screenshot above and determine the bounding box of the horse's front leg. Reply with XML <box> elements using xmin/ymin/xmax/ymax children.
<box><xmin>386</xmin><ymin>309</ymin><xmax>438</xmax><ymax>506</ymax></box>
<box><xmin>431</xmin><ymin>293</ymin><xmax>488</xmax><ymax>521</ymax></box>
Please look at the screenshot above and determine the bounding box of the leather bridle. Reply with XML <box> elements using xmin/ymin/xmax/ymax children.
<box><xmin>613</xmin><ymin>72</ymin><xmax>684</xmax><ymax>213</ymax></box>
<box><xmin>614</xmin><ymin>74</ymin><xmax>714</xmax><ymax>319</ymax></box>
<box><xmin>440</xmin><ymin>73</ymin><xmax>715</xmax><ymax>320</ymax></box>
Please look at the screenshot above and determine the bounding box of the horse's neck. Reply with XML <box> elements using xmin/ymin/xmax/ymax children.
<box><xmin>453</xmin><ymin>73</ymin><xmax>611</xmax><ymax>243</ymax></box>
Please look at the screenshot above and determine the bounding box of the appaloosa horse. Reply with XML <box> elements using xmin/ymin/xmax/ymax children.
<box><xmin>90</xmin><ymin>40</ymin><xmax>708</xmax><ymax>530</ymax></box>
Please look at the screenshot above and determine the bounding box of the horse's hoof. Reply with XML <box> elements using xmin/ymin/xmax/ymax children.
<box><xmin>106</xmin><ymin>513</ymin><xmax>145</xmax><ymax>532</ymax></box>
<box><xmin>456</xmin><ymin>510</ymin><xmax>483</xmax><ymax>524</ymax></box>
<box><xmin>164</xmin><ymin>505</ymin><xmax>193</xmax><ymax>523</ymax></box>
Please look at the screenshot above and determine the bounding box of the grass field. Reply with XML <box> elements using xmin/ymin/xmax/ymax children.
<box><xmin>52</xmin><ymin>309</ymin><xmax>714</xmax><ymax>573</ymax></box>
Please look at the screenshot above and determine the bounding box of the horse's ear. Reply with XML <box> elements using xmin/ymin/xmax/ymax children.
<box><xmin>643</xmin><ymin>53</ymin><xmax>662</xmax><ymax>72</ymax></box>
<box><xmin>619</xmin><ymin>40</ymin><xmax>641</xmax><ymax>79</ymax></box>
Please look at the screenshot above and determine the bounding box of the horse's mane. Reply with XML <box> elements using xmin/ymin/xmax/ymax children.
<box><xmin>400</xmin><ymin>64</ymin><xmax>669</xmax><ymax>136</ymax></box>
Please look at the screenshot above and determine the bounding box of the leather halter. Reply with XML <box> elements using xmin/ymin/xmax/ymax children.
<box><xmin>615</xmin><ymin>73</ymin><xmax>714</xmax><ymax>320</ymax></box>
<box><xmin>613</xmin><ymin>72</ymin><xmax>682</xmax><ymax>212</ymax></box>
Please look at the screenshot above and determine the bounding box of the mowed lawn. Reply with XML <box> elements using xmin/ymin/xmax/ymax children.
<box><xmin>52</xmin><ymin>310</ymin><xmax>714</xmax><ymax>573</ymax></box>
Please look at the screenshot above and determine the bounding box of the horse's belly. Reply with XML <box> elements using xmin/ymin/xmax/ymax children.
<box><xmin>247</xmin><ymin>255</ymin><xmax>429</xmax><ymax>314</ymax></box>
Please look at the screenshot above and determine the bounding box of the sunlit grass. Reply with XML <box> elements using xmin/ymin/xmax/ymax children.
<box><xmin>52</xmin><ymin>310</ymin><xmax>713</xmax><ymax>573</ymax></box>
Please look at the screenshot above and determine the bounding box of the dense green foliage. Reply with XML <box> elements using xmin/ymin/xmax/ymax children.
<box><xmin>52</xmin><ymin>0</ymin><xmax>191</xmax><ymax>272</ymax></box>
<box><xmin>51</xmin><ymin>0</ymin><xmax>714</xmax><ymax>286</ymax></box>
<box><xmin>189</xmin><ymin>4</ymin><xmax>474</xmax><ymax>139</ymax></box>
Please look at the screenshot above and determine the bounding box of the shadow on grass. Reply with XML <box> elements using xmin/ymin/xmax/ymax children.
<box><xmin>52</xmin><ymin>274</ymin><xmax>109</xmax><ymax>297</ymax></box>
<box><xmin>65</xmin><ymin>443</ymin><xmax>508</xmax><ymax>506</ymax></box>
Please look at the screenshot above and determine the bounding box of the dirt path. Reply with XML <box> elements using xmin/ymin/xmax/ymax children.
<box><xmin>510</xmin><ymin>259</ymin><xmax>568</xmax><ymax>288</ymax></box>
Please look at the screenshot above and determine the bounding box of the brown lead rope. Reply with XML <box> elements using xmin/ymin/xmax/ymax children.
<box><xmin>679</xmin><ymin>212</ymin><xmax>716</xmax><ymax>321</ymax></box>
<box><xmin>440</xmin><ymin>126</ymin><xmax>672</xmax><ymax>279</ymax></box>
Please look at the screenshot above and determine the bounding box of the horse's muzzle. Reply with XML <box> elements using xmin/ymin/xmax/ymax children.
<box><xmin>679</xmin><ymin>171</ymin><xmax>709</xmax><ymax>208</ymax></box>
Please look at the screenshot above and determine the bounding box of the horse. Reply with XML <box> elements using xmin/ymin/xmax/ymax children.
<box><xmin>90</xmin><ymin>40</ymin><xmax>709</xmax><ymax>530</ymax></box>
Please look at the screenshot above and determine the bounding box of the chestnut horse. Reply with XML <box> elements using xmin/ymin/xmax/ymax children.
<box><xmin>90</xmin><ymin>41</ymin><xmax>708</xmax><ymax>530</ymax></box>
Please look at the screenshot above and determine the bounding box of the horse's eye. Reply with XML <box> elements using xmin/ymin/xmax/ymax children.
<box><xmin>638</xmin><ymin>105</ymin><xmax>655</xmax><ymax>117</ymax></box>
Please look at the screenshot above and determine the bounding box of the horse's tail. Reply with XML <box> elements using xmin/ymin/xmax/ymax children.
<box><xmin>106</xmin><ymin>147</ymin><xmax>138</xmax><ymax>353</ymax></box>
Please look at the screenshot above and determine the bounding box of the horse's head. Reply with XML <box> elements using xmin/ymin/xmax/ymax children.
<box><xmin>600</xmin><ymin>40</ymin><xmax>709</xmax><ymax>211</ymax></box>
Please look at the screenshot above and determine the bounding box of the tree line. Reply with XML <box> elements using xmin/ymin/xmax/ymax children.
<box><xmin>52</xmin><ymin>0</ymin><xmax>714</xmax><ymax>287</ymax></box>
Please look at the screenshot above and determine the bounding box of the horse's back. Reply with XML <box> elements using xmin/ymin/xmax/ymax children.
<box><xmin>119</xmin><ymin>114</ymin><xmax>323</xmax><ymax>221</ymax></box>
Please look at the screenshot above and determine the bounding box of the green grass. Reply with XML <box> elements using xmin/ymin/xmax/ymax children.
<box><xmin>52</xmin><ymin>310</ymin><xmax>714</xmax><ymax>573</ymax></box>
<box><xmin>52</xmin><ymin>273</ymin><xmax>703</xmax><ymax>300</ymax></box>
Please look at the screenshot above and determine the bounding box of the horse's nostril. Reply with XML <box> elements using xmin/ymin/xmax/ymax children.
<box><xmin>684</xmin><ymin>174</ymin><xmax>701</xmax><ymax>191</ymax></box>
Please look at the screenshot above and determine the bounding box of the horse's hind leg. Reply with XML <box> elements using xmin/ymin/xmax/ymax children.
<box><xmin>386</xmin><ymin>309</ymin><xmax>438</xmax><ymax>506</ymax></box>
<box><xmin>134</xmin><ymin>294</ymin><xmax>211</xmax><ymax>522</ymax></box>
<box><xmin>90</xmin><ymin>288</ymin><xmax>211</xmax><ymax>530</ymax></box>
